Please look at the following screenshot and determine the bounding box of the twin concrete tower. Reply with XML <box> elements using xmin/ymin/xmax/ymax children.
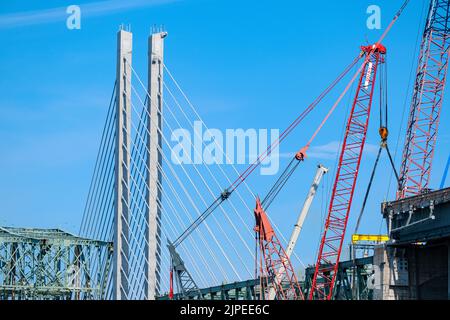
<box><xmin>114</xmin><ymin>27</ymin><xmax>166</xmax><ymax>300</ymax></box>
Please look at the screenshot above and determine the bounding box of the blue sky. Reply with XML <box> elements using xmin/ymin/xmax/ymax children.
<box><xmin>0</xmin><ymin>0</ymin><xmax>449</xmax><ymax>272</ymax></box>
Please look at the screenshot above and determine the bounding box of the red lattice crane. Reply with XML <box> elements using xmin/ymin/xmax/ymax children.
<box><xmin>397</xmin><ymin>0</ymin><xmax>450</xmax><ymax>199</ymax></box>
<box><xmin>254</xmin><ymin>197</ymin><xmax>303</xmax><ymax>300</ymax></box>
<box><xmin>309</xmin><ymin>44</ymin><xmax>386</xmax><ymax>300</ymax></box>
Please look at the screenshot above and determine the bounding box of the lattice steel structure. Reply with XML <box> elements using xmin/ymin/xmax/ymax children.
<box><xmin>0</xmin><ymin>227</ymin><xmax>112</xmax><ymax>300</ymax></box>
<box><xmin>304</xmin><ymin>256</ymin><xmax>374</xmax><ymax>301</ymax></box>
<box><xmin>398</xmin><ymin>0</ymin><xmax>450</xmax><ymax>199</ymax></box>
<box><xmin>254</xmin><ymin>198</ymin><xmax>302</xmax><ymax>300</ymax></box>
<box><xmin>309</xmin><ymin>44</ymin><xmax>386</xmax><ymax>300</ymax></box>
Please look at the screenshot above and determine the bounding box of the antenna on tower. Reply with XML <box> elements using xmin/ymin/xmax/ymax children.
<box><xmin>151</xmin><ymin>24</ymin><xmax>166</xmax><ymax>35</ymax></box>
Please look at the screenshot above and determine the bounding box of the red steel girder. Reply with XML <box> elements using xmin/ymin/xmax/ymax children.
<box><xmin>309</xmin><ymin>44</ymin><xmax>385</xmax><ymax>300</ymax></box>
<box><xmin>398</xmin><ymin>0</ymin><xmax>450</xmax><ymax>199</ymax></box>
<box><xmin>254</xmin><ymin>198</ymin><xmax>303</xmax><ymax>300</ymax></box>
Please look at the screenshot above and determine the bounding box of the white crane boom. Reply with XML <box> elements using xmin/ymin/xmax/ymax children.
<box><xmin>286</xmin><ymin>164</ymin><xmax>328</xmax><ymax>257</ymax></box>
<box><xmin>269</xmin><ymin>164</ymin><xmax>328</xmax><ymax>299</ymax></box>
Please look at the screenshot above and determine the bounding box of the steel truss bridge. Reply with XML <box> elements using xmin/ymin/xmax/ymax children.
<box><xmin>157</xmin><ymin>256</ymin><xmax>374</xmax><ymax>300</ymax></box>
<box><xmin>0</xmin><ymin>227</ymin><xmax>112</xmax><ymax>300</ymax></box>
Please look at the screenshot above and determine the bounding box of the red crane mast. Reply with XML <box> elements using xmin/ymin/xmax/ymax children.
<box><xmin>309</xmin><ymin>44</ymin><xmax>386</xmax><ymax>300</ymax></box>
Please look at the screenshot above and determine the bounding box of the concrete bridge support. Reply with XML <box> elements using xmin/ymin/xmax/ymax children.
<box><xmin>145</xmin><ymin>30</ymin><xmax>167</xmax><ymax>300</ymax></box>
<box><xmin>373</xmin><ymin>242</ymin><xmax>449</xmax><ymax>300</ymax></box>
<box><xmin>113</xmin><ymin>28</ymin><xmax>132</xmax><ymax>300</ymax></box>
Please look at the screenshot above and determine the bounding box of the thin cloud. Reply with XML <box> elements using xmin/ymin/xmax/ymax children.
<box><xmin>279</xmin><ymin>141</ymin><xmax>380</xmax><ymax>160</ymax></box>
<box><xmin>0</xmin><ymin>0</ymin><xmax>180</xmax><ymax>29</ymax></box>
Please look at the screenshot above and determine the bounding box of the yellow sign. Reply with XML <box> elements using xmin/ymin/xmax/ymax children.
<box><xmin>351</xmin><ymin>234</ymin><xmax>389</xmax><ymax>243</ymax></box>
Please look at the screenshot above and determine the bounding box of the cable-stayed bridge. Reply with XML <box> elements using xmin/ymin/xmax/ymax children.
<box><xmin>79</xmin><ymin>27</ymin><xmax>308</xmax><ymax>300</ymax></box>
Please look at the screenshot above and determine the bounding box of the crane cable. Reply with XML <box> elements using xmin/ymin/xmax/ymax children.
<box><xmin>301</xmin><ymin>0</ymin><xmax>409</xmax><ymax>156</ymax></box>
<box><xmin>257</xmin><ymin>48</ymin><xmax>373</xmax><ymax>213</ymax></box>
<box><xmin>174</xmin><ymin>0</ymin><xmax>412</xmax><ymax>248</ymax></box>
<box><xmin>260</xmin><ymin>51</ymin><xmax>363</xmax><ymax>214</ymax></box>
<box><xmin>354</xmin><ymin>56</ymin><xmax>400</xmax><ymax>235</ymax></box>
<box><xmin>172</xmin><ymin>55</ymin><xmax>362</xmax><ymax>248</ymax></box>
<box><xmin>261</xmin><ymin>157</ymin><xmax>302</xmax><ymax>210</ymax></box>
<box><xmin>351</xmin><ymin>0</ymin><xmax>412</xmax><ymax>235</ymax></box>
<box><xmin>228</xmin><ymin>55</ymin><xmax>363</xmax><ymax>193</ymax></box>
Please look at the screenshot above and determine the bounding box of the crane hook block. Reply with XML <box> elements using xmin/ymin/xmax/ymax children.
<box><xmin>379</xmin><ymin>127</ymin><xmax>388</xmax><ymax>141</ymax></box>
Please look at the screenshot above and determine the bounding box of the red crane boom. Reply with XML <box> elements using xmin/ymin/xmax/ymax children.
<box><xmin>254</xmin><ymin>198</ymin><xmax>303</xmax><ymax>300</ymax></box>
<box><xmin>309</xmin><ymin>44</ymin><xmax>386</xmax><ymax>300</ymax></box>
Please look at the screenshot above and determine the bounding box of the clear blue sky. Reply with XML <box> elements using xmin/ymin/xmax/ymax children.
<box><xmin>0</xmin><ymin>0</ymin><xmax>449</xmax><ymax>270</ymax></box>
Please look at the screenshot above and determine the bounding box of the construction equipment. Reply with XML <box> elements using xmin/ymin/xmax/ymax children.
<box><xmin>306</xmin><ymin>4</ymin><xmax>410</xmax><ymax>299</ymax></box>
<box><xmin>168</xmin><ymin>241</ymin><xmax>202</xmax><ymax>299</ymax></box>
<box><xmin>397</xmin><ymin>0</ymin><xmax>450</xmax><ymax>199</ymax></box>
<box><xmin>168</xmin><ymin>147</ymin><xmax>309</xmax><ymax>299</ymax></box>
<box><xmin>268</xmin><ymin>164</ymin><xmax>328</xmax><ymax>299</ymax></box>
<box><xmin>167</xmin><ymin>144</ymin><xmax>309</xmax><ymax>299</ymax></box>
<box><xmin>309</xmin><ymin>43</ymin><xmax>387</xmax><ymax>300</ymax></box>
<box><xmin>166</xmin><ymin>54</ymin><xmax>363</xmax><ymax>257</ymax></box>
<box><xmin>167</xmin><ymin>190</ymin><xmax>231</xmax><ymax>299</ymax></box>
<box><xmin>354</xmin><ymin>122</ymin><xmax>400</xmax><ymax>235</ymax></box>
<box><xmin>286</xmin><ymin>164</ymin><xmax>329</xmax><ymax>257</ymax></box>
<box><xmin>261</xmin><ymin>148</ymin><xmax>307</xmax><ymax>210</ymax></box>
<box><xmin>254</xmin><ymin>198</ymin><xmax>302</xmax><ymax>300</ymax></box>
<box><xmin>167</xmin><ymin>0</ymin><xmax>411</xmax><ymax>298</ymax></box>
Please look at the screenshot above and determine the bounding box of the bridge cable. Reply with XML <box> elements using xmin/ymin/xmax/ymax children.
<box><xmin>107</xmin><ymin>91</ymin><xmax>221</xmax><ymax>294</ymax></box>
<box><xmin>128</xmin><ymin>71</ymin><xmax>251</xmax><ymax>267</ymax></box>
<box><xmin>163</xmin><ymin>82</ymin><xmax>257</xmax><ymax>247</ymax></box>
<box><xmin>81</xmin><ymin>82</ymin><xmax>117</xmax><ymax>239</ymax></box>
<box><xmin>162</xmin><ymin>55</ymin><xmax>362</xmax><ymax>250</ymax></box>
<box><xmin>128</xmin><ymin>83</ymin><xmax>245</xmax><ymax>280</ymax></box>
<box><xmin>80</xmin><ymin>93</ymin><xmax>114</xmax><ymax>238</ymax></box>
<box><xmin>162</xmin><ymin>83</ymin><xmax>255</xmax><ymax>260</ymax></box>
<box><xmin>163</xmin><ymin>59</ymin><xmax>362</xmax><ymax>269</ymax></box>
<box><xmin>127</xmin><ymin>130</ymin><xmax>219</xmax><ymax>287</ymax></box>
<box><xmin>125</xmin><ymin>98</ymin><xmax>229</xmax><ymax>286</ymax></box>
<box><xmin>83</xmin><ymin>124</ymin><xmax>115</xmax><ymax>241</ymax></box>
<box><xmin>128</xmin><ymin>85</ymin><xmax>239</xmax><ymax>281</ymax></box>
<box><xmin>121</xmin><ymin>120</ymin><xmax>218</xmax><ymax>294</ymax></box>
